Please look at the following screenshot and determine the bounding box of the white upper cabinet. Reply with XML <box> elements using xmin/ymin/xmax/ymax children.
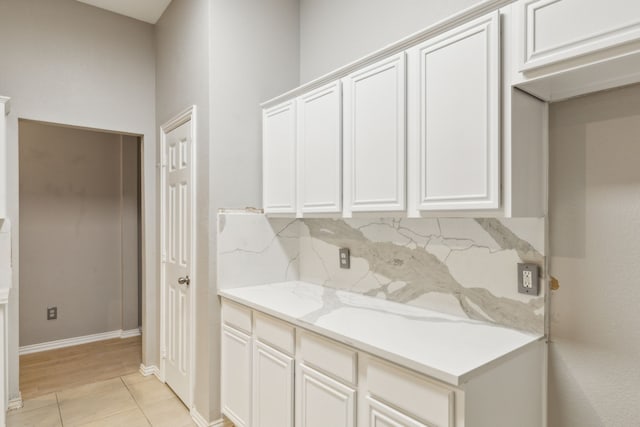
<box><xmin>297</xmin><ymin>82</ymin><xmax>342</xmax><ymax>214</ymax></box>
<box><xmin>343</xmin><ymin>53</ymin><xmax>406</xmax><ymax>214</ymax></box>
<box><xmin>263</xmin><ymin>101</ymin><xmax>297</xmax><ymax>214</ymax></box>
<box><xmin>519</xmin><ymin>0</ymin><xmax>640</xmax><ymax>71</ymax></box>
<box><xmin>408</xmin><ymin>12</ymin><xmax>500</xmax><ymax>212</ymax></box>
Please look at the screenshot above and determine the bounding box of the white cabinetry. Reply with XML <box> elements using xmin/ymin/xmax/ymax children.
<box><xmin>252</xmin><ymin>341</ymin><xmax>294</xmax><ymax>427</ymax></box>
<box><xmin>408</xmin><ymin>12</ymin><xmax>500</xmax><ymax>212</ymax></box>
<box><xmin>519</xmin><ymin>0</ymin><xmax>640</xmax><ymax>71</ymax></box>
<box><xmin>298</xmin><ymin>364</ymin><xmax>356</xmax><ymax>427</ymax></box>
<box><xmin>220</xmin><ymin>297</ymin><xmax>545</xmax><ymax>427</ymax></box>
<box><xmin>343</xmin><ymin>53</ymin><xmax>406</xmax><ymax>214</ymax></box>
<box><xmin>221</xmin><ymin>325</ymin><xmax>252</xmax><ymax>427</ymax></box>
<box><xmin>263</xmin><ymin>101</ymin><xmax>297</xmax><ymax>214</ymax></box>
<box><xmin>297</xmin><ymin>82</ymin><xmax>342</xmax><ymax>214</ymax></box>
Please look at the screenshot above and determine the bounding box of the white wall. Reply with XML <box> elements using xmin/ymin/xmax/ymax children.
<box><xmin>0</xmin><ymin>0</ymin><xmax>156</xmax><ymax>401</ymax></box>
<box><xmin>19</xmin><ymin>122</ymin><xmax>139</xmax><ymax>346</ymax></box>
<box><xmin>548</xmin><ymin>84</ymin><xmax>640</xmax><ymax>426</ymax></box>
<box><xmin>299</xmin><ymin>0</ymin><xmax>481</xmax><ymax>83</ymax></box>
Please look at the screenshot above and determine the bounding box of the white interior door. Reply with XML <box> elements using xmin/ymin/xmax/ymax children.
<box><xmin>163</xmin><ymin>119</ymin><xmax>192</xmax><ymax>406</ymax></box>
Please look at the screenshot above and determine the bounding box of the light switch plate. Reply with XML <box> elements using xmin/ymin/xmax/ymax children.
<box><xmin>518</xmin><ymin>263</ymin><xmax>539</xmax><ymax>295</ymax></box>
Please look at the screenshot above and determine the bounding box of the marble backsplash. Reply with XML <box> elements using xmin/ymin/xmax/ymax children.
<box><xmin>218</xmin><ymin>211</ymin><xmax>545</xmax><ymax>333</ymax></box>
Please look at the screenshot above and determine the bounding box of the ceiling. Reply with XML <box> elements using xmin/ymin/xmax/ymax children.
<box><xmin>75</xmin><ymin>0</ymin><xmax>172</xmax><ymax>24</ymax></box>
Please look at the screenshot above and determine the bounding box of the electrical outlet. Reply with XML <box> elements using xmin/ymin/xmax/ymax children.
<box><xmin>339</xmin><ymin>248</ymin><xmax>350</xmax><ymax>269</ymax></box>
<box><xmin>518</xmin><ymin>264</ymin><xmax>539</xmax><ymax>295</ymax></box>
<box><xmin>47</xmin><ymin>306</ymin><xmax>57</xmax><ymax>320</ymax></box>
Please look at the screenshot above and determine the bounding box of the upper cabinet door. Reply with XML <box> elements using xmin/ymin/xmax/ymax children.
<box><xmin>408</xmin><ymin>12</ymin><xmax>500</xmax><ymax>212</ymax></box>
<box><xmin>343</xmin><ymin>53</ymin><xmax>406</xmax><ymax>214</ymax></box>
<box><xmin>297</xmin><ymin>82</ymin><xmax>342</xmax><ymax>214</ymax></box>
<box><xmin>519</xmin><ymin>0</ymin><xmax>640</xmax><ymax>71</ymax></box>
<box><xmin>263</xmin><ymin>101</ymin><xmax>297</xmax><ymax>214</ymax></box>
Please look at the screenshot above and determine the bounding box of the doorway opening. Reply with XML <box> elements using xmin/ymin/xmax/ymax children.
<box><xmin>17</xmin><ymin>119</ymin><xmax>143</xmax><ymax>399</ymax></box>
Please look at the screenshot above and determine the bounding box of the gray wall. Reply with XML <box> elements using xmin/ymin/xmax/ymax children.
<box><xmin>156</xmin><ymin>0</ymin><xmax>299</xmax><ymax>421</ymax></box>
<box><xmin>299</xmin><ymin>0</ymin><xmax>480</xmax><ymax>83</ymax></box>
<box><xmin>19</xmin><ymin>122</ymin><xmax>139</xmax><ymax>346</ymax></box>
<box><xmin>548</xmin><ymin>84</ymin><xmax>640</xmax><ymax>426</ymax></box>
<box><xmin>0</xmin><ymin>0</ymin><xmax>156</xmax><ymax>400</ymax></box>
<box><xmin>155</xmin><ymin>0</ymin><xmax>212</xmax><ymax>419</ymax></box>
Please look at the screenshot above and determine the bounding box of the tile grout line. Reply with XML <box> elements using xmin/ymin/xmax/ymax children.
<box><xmin>55</xmin><ymin>392</ymin><xmax>65</xmax><ymax>427</ymax></box>
<box><xmin>120</xmin><ymin>375</ymin><xmax>153</xmax><ymax>426</ymax></box>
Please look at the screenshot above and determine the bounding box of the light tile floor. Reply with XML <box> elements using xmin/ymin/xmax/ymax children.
<box><xmin>8</xmin><ymin>373</ymin><xmax>198</xmax><ymax>427</ymax></box>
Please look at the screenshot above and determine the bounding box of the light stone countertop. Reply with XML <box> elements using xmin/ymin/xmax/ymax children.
<box><xmin>219</xmin><ymin>281</ymin><xmax>544</xmax><ymax>386</ymax></box>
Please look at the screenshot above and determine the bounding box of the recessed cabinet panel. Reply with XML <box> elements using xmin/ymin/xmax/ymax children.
<box><xmin>263</xmin><ymin>101</ymin><xmax>297</xmax><ymax>213</ymax></box>
<box><xmin>298</xmin><ymin>82</ymin><xmax>342</xmax><ymax>213</ymax></box>
<box><xmin>221</xmin><ymin>325</ymin><xmax>251</xmax><ymax>427</ymax></box>
<box><xmin>299</xmin><ymin>364</ymin><xmax>356</xmax><ymax>427</ymax></box>
<box><xmin>520</xmin><ymin>0</ymin><xmax>640</xmax><ymax>71</ymax></box>
<box><xmin>253</xmin><ymin>341</ymin><xmax>294</xmax><ymax>427</ymax></box>
<box><xmin>343</xmin><ymin>53</ymin><xmax>406</xmax><ymax>213</ymax></box>
<box><xmin>367</xmin><ymin>396</ymin><xmax>429</xmax><ymax>427</ymax></box>
<box><xmin>408</xmin><ymin>12</ymin><xmax>499</xmax><ymax>211</ymax></box>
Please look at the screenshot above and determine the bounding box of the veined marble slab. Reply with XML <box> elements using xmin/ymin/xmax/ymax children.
<box><xmin>219</xmin><ymin>281</ymin><xmax>543</xmax><ymax>386</ymax></box>
<box><xmin>217</xmin><ymin>212</ymin><xmax>546</xmax><ymax>333</ymax></box>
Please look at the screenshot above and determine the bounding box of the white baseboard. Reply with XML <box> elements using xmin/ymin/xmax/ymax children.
<box><xmin>7</xmin><ymin>393</ymin><xmax>23</xmax><ymax>411</ymax></box>
<box><xmin>139</xmin><ymin>363</ymin><xmax>161</xmax><ymax>380</ymax></box>
<box><xmin>190</xmin><ymin>408</ymin><xmax>229</xmax><ymax>427</ymax></box>
<box><xmin>120</xmin><ymin>328</ymin><xmax>142</xmax><ymax>339</ymax></box>
<box><xmin>19</xmin><ymin>328</ymin><xmax>141</xmax><ymax>355</ymax></box>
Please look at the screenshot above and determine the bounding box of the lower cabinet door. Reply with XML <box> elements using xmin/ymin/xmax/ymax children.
<box><xmin>366</xmin><ymin>396</ymin><xmax>430</xmax><ymax>427</ymax></box>
<box><xmin>221</xmin><ymin>325</ymin><xmax>252</xmax><ymax>427</ymax></box>
<box><xmin>253</xmin><ymin>341</ymin><xmax>294</xmax><ymax>427</ymax></box>
<box><xmin>298</xmin><ymin>363</ymin><xmax>356</xmax><ymax>427</ymax></box>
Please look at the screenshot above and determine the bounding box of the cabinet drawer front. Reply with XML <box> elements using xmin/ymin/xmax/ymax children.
<box><xmin>263</xmin><ymin>100</ymin><xmax>297</xmax><ymax>213</ymax></box>
<box><xmin>299</xmin><ymin>331</ymin><xmax>357</xmax><ymax>385</ymax></box>
<box><xmin>366</xmin><ymin>357</ymin><xmax>454</xmax><ymax>427</ymax></box>
<box><xmin>255</xmin><ymin>312</ymin><xmax>295</xmax><ymax>355</ymax></box>
<box><xmin>520</xmin><ymin>0</ymin><xmax>640</xmax><ymax>71</ymax></box>
<box><xmin>222</xmin><ymin>299</ymin><xmax>252</xmax><ymax>334</ymax></box>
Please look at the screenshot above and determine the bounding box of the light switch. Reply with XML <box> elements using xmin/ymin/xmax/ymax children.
<box><xmin>339</xmin><ymin>248</ymin><xmax>350</xmax><ymax>269</ymax></box>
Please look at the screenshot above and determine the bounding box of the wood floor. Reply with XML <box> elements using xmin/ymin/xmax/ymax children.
<box><xmin>19</xmin><ymin>336</ymin><xmax>142</xmax><ymax>400</ymax></box>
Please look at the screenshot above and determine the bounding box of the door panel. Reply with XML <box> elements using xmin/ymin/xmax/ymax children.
<box><xmin>298</xmin><ymin>364</ymin><xmax>356</xmax><ymax>427</ymax></box>
<box><xmin>343</xmin><ymin>53</ymin><xmax>406</xmax><ymax>213</ymax></box>
<box><xmin>163</xmin><ymin>120</ymin><xmax>192</xmax><ymax>405</ymax></box>
<box><xmin>253</xmin><ymin>341</ymin><xmax>294</xmax><ymax>427</ymax></box>
<box><xmin>222</xmin><ymin>325</ymin><xmax>252</xmax><ymax>427</ymax></box>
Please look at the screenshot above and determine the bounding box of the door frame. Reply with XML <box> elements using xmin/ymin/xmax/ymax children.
<box><xmin>159</xmin><ymin>105</ymin><xmax>197</xmax><ymax>408</ymax></box>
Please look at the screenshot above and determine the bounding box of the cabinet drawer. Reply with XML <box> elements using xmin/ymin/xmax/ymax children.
<box><xmin>254</xmin><ymin>312</ymin><xmax>295</xmax><ymax>355</ymax></box>
<box><xmin>366</xmin><ymin>357</ymin><xmax>454</xmax><ymax>427</ymax></box>
<box><xmin>222</xmin><ymin>299</ymin><xmax>252</xmax><ymax>334</ymax></box>
<box><xmin>299</xmin><ymin>331</ymin><xmax>357</xmax><ymax>385</ymax></box>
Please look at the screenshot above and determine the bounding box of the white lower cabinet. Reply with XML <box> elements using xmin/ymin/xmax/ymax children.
<box><xmin>221</xmin><ymin>324</ymin><xmax>252</xmax><ymax>427</ymax></box>
<box><xmin>298</xmin><ymin>364</ymin><xmax>356</xmax><ymax>427</ymax></box>
<box><xmin>220</xmin><ymin>298</ymin><xmax>544</xmax><ymax>427</ymax></box>
<box><xmin>253</xmin><ymin>341</ymin><xmax>294</xmax><ymax>427</ymax></box>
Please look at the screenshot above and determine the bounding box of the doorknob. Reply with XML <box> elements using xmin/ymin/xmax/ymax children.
<box><xmin>178</xmin><ymin>275</ymin><xmax>190</xmax><ymax>286</ymax></box>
